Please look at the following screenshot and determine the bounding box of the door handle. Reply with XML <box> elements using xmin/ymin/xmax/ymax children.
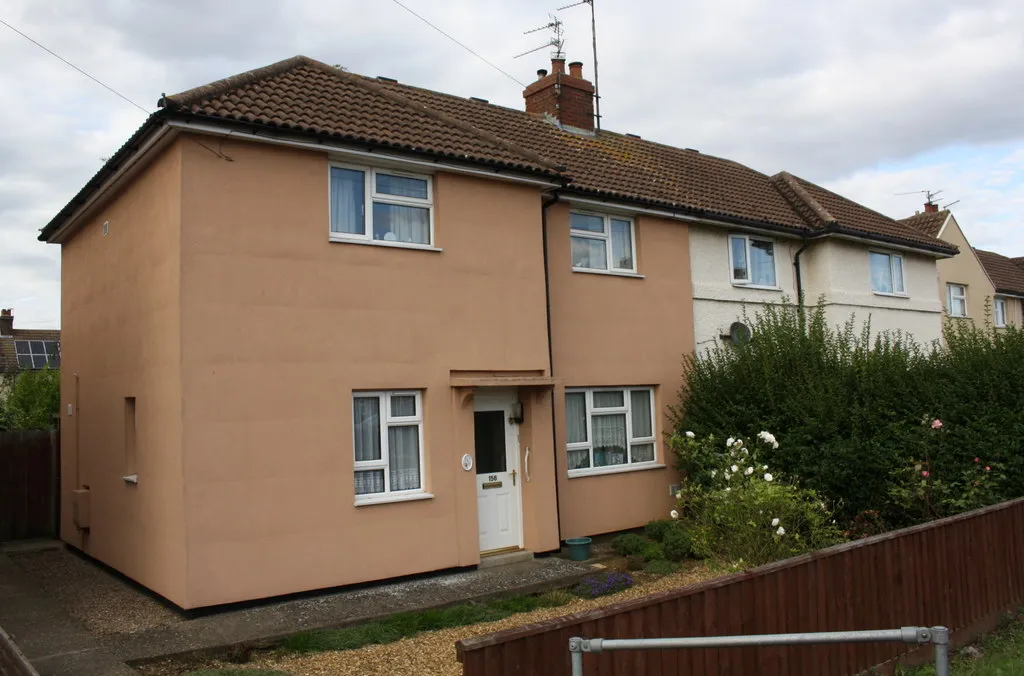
<box><xmin>511</xmin><ymin>468</ymin><xmax>517</xmax><ymax>486</ymax></box>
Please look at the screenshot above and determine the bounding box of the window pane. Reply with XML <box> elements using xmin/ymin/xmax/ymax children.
<box><xmin>730</xmin><ymin>236</ymin><xmax>748</xmax><ymax>281</ymax></box>
<box><xmin>630</xmin><ymin>390</ymin><xmax>653</xmax><ymax>438</ymax></box>
<box><xmin>353</xmin><ymin>397</ymin><xmax>382</xmax><ymax>462</ymax></box>
<box><xmin>391</xmin><ymin>395</ymin><xmax>416</xmax><ymax>417</ymax></box>
<box><xmin>14</xmin><ymin>340</ymin><xmax>29</xmax><ymax>354</ymax></box>
<box><xmin>32</xmin><ymin>355</ymin><xmax>47</xmax><ymax>368</ymax></box>
<box><xmin>870</xmin><ymin>253</ymin><xmax>893</xmax><ymax>293</ymax></box>
<box><xmin>749</xmin><ymin>239</ymin><xmax>776</xmax><ymax>286</ymax></box>
<box><xmin>376</xmin><ymin>173</ymin><xmax>428</xmax><ymax>199</ymax></box>
<box><xmin>30</xmin><ymin>341</ymin><xmax>45</xmax><ymax>353</ymax></box>
<box><xmin>892</xmin><ymin>256</ymin><xmax>905</xmax><ymax>293</ymax></box>
<box><xmin>330</xmin><ymin>167</ymin><xmax>365</xmax><ymax>235</ymax></box>
<box><xmin>474</xmin><ymin>410</ymin><xmax>507</xmax><ymax>474</ymax></box>
<box><xmin>372</xmin><ymin>203</ymin><xmax>430</xmax><ymax>244</ymax></box>
<box><xmin>571</xmin><ymin>236</ymin><xmax>608</xmax><ymax>270</ymax></box>
<box><xmin>593</xmin><ymin>390</ymin><xmax>624</xmax><ymax>408</ymax></box>
<box><xmin>568</xmin><ymin>449</ymin><xmax>591</xmax><ymax>470</ymax></box>
<box><xmin>565</xmin><ymin>392</ymin><xmax>587</xmax><ymax>443</ymax></box>
<box><xmin>631</xmin><ymin>443</ymin><xmax>655</xmax><ymax>463</ymax></box>
<box><xmin>388</xmin><ymin>425</ymin><xmax>421</xmax><ymax>491</ymax></box>
<box><xmin>996</xmin><ymin>300</ymin><xmax>1007</xmax><ymax>326</ymax></box>
<box><xmin>610</xmin><ymin>219</ymin><xmax>633</xmax><ymax>270</ymax></box>
<box><xmin>592</xmin><ymin>414</ymin><xmax>627</xmax><ymax>467</ymax></box>
<box><xmin>16</xmin><ymin>355</ymin><xmax>31</xmax><ymax>369</ymax></box>
<box><xmin>570</xmin><ymin>212</ymin><xmax>605</xmax><ymax>233</ymax></box>
<box><xmin>355</xmin><ymin>469</ymin><xmax>385</xmax><ymax>495</ymax></box>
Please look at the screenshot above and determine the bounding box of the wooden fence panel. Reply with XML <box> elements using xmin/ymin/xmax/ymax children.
<box><xmin>0</xmin><ymin>430</ymin><xmax>59</xmax><ymax>541</ymax></box>
<box><xmin>457</xmin><ymin>499</ymin><xmax>1024</xmax><ymax>675</ymax></box>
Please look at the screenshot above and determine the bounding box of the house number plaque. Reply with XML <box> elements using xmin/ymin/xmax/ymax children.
<box><xmin>461</xmin><ymin>454</ymin><xmax>473</xmax><ymax>471</ymax></box>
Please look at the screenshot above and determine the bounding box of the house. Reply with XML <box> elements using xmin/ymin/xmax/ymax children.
<box><xmin>901</xmin><ymin>205</ymin><xmax>1022</xmax><ymax>327</ymax></box>
<box><xmin>0</xmin><ymin>308</ymin><xmax>60</xmax><ymax>385</ymax></box>
<box><xmin>41</xmin><ymin>55</ymin><xmax>954</xmax><ymax>609</ymax></box>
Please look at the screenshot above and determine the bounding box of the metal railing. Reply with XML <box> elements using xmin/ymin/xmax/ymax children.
<box><xmin>569</xmin><ymin>626</ymin><xmax>950</xmax><ymax>676</ymax></box>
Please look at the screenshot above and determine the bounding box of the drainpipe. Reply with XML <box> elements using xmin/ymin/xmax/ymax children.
<box><xmin>794</xmin><ymin>238</ymin><xmax>810</xmax><ymax>329</ymax></box>
<box><xmin>541</xmin><ymin>190</ymin><xmax>562</xmax><ymax>544</ymax></box>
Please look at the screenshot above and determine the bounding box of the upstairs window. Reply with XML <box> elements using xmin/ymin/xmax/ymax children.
<box><xmin>14</xmin><ymin>340</ymin><xmax>59</xmax><ymax>369</ymax></box>
<box><xmin>869</xmin><ymin>252</ymin><xmax>905</xmax><ymax>295</ymax></box>
<box><xmin>330</xmin><ymin>165</ymin><xmax>433</xmax><ymax>246</ymax></box>
<box><xmin>570</xmin><ymin>212</ymin><xmax>636</xmax><ymax>273</ymax></box>
<box><xmin>995</xmin><ymin>297</ymin><xmax>1007</xmax><ymax>327</ymax></box>
<box><xmin>946</xmin><ymin>284</ymin><xmax>967</xmax><ymax>317</ymax></box>
<box><xmin>729</xmin><ymin>235</ymin><xmax>777</xmax><ymax>287</ymax></box>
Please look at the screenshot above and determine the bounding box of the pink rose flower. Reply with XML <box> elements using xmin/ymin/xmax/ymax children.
<box><xmin>931</xmin><ymin>419</ymin><xmax>943</xmax><ymax>429</ymax></box>
<box><xmin>975</xmin><ymin>457</ymin><xmax>980</xmax><ymax>463</ymax></box>
<box><xmin>986</xmin><ymin>466</ymin><xmax>991</xmax><ymax>471</ymax></box>
<box><xmin>922</xmin><ymin>471</ymin><xmax>929</xmax><ymax>477</ymax></box>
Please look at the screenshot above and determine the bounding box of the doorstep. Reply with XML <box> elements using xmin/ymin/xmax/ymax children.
<box><xmin>478</xmin><ymin>549</ymin><xmax>533</xmax><ymax>569</ymax></box>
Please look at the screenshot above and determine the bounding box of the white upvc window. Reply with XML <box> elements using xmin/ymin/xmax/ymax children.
<box><xmin>869</xmin><ymin>251</ymin><xmax>906</xmax><ymax>295</ymax></box>
<box><xmin>329</xmin><ymin>164</ymin><xmax>434</xmax><ymax>247</ymax></box>
<box><xmin>995</xmin><ymin>297</ymin><xmax>1008</xmax><ymax>327</ymax></box>
<box><xmin>947</xmin><ymin>283</ymin><xmax>967</xmax><ymax>317</ymax></box>
<box><xmin>570</xmin><ymin>211</ymin><xmax>637</xmax><ymax>273</ymax></box>
<box><xmin>565</xmin><ymin>387</ymin><xmax>656</xmax><ymax>476</ymax></box>
<box><xmin>729</xmin><ymin>234</ymin><xmax>777</xmax><ymax>287</ymax></box>
<box><xmin>353</xmin><ymin>390</ymin><xmax>425</xmax><ymax>502</ymax></box>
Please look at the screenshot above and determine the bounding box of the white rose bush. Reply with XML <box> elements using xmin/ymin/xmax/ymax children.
<box><xmin>668</xmin><ymin>430</ymin><xmax>843</xmax><ymax>567</ymax></box>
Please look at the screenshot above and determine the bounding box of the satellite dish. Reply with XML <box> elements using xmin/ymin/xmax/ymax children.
<box><xmin>728</xmin><ymin>321</ymin><xmax>752</xmax><ymax>344</ymax></box>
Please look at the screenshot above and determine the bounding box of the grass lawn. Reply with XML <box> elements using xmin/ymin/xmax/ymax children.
<box><xmin>903</xmin><ymin>613</ymin><xmax>1024</xmax><ymax>675</ymax></box>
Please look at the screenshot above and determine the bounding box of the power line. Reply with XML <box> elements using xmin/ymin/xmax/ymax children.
<box><xmin>0</xmin><ymin>17</ymin><xmax>149</xmax><ymax>115</ymax></box>
<box><xmin>387</xmin><ymin>0</ymin><xmax>527</xmax><ymax>87</ymax></box>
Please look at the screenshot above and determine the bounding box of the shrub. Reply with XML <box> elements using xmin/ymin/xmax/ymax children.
<box><xmin>644</xmin><ymin>519</ymin><xmax>676</xmax><ymax>543</ymax></box>
<box><xmin>644</xmin><ymin>559</ymin><xmax>679</xmax><ymax>575</ymax></box>
<box><xmin>625</xmin><ymin>554</ymin><xmax>645</xmax><ymax>571</ymax></box>
<box><xmin>641</xmin><ymin>542</ymin><xmax>666</xmax><ymax>562</ymax></box>
<box><xmin>571</xmin><ymin>572</ymin><xmax>634</xmax><ymax>598</ymax></box>
<box><xmin>662</xmin><ymin>528</ymin><xmax>692</xmax><ymax>562</ymax></box>
<box><xmin>611</xmin><ymin>533</ymin><xmax>647</xmax><ymax>556</ymax></box>
<box><xmin>0</xmin><ymin>368</ymin><xmax>59</xmax><ymax>431</ymax></box>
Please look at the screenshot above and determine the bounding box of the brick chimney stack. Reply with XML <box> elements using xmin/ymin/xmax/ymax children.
<box><xmin>0</xmin><ymin>309</ymin><xmax>12</xmax><ymax>336</ymax></box>
<box><xmin>523</xmin><ymin>57</ymin><xmax>595</xmax><ymax>132</ymax></box>
<box><xmin>924</xmin><ymin>202</ymin><xmax>939</xmax><ymax>213</ymax></box>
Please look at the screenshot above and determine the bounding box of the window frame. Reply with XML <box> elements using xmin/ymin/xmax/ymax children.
<box><xmin>946</xmin><ymin>283</ymin><xmax>968</xmax><ymax>317</ymax></box>
<box><xmin>869</xmin><ymin>251</ymin><xmax>907</xmax><ymax>296</ymax></box>
<box><xmin>565</xmin><ymin>386</ymin><xmax>658</xmax><ymax>478</ymax></box>
<box><xmin>728</xmin><ymin>234</ymin><xmax>779</xmax><ymax>289</ymax></box>
<box><xmin>13</xmin><ymin>339</ymin><xmax>59</xmax><ymax>369</ymax></box>
<box><xmin>352</xmin><ymin>390</ymin><xmax>427</xmax><ymax>504</ymax></box>
<box><xmin>569</xmin><ymin>210</ymin><xmax>638</xmax><ymax>274</ymax></box>
<box><xmin>995</xmin><ymin>297</ymin><xmax>1008</xmax><ymax>327</ymax></box>
<box><xmin>328</xmin><ymin>162</ymin><xmax>435</xmax><ymax>249</ymax></box>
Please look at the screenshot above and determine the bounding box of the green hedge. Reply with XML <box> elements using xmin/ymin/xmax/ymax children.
<box><xmin>672</xmin><ymin>301</ymin><xmax>1024</xmax><ymax>527</ymax></box>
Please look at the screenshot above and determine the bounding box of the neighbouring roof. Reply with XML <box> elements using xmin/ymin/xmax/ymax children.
<box><xmin>974</xmin><ymin>249</ymin><xmax>1024</xmax><ymax>296</ymax></box>
<box><xmin>39</xmin><ymin>55</ymin><xmax>957</xmax><ymax>256</ymax></box>
<box><xmin>0</xmin><ymin>330</ymin><xmax>61</xmax><ymax>375</ymax></box>
<box><xmin>898</xmin><ymin>210</ymin><xmax>950</xmax><ymax>238</ymax></box>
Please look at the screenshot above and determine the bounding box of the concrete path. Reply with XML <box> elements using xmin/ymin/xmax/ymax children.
<box><xmin>0</xmin><ymin>554</ymin><xmax>134</xmax><ymax>676</ymax></box>
<box><xmin>114</xmin><ymin>555</ymin><xmax>595</xmax><ymax>664</ymax></box>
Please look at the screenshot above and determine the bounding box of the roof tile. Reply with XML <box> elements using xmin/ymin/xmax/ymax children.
<box><xmin>975</xmin><ymin>248</ymin><xmax>1024</xmax><ymax>295</ymax></box>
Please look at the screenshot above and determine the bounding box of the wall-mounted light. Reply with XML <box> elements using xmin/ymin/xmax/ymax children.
<box><xmin>509</xmin><ymin>401</ymin><xmax>524</xmax><ymax>425</ymax></box>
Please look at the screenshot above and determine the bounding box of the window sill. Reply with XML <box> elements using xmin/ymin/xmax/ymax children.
<box><xmin>329</xmin><ymin>235</ymin><xmax>443</xmax><ymax>253</ymax></box>
<box><xmin>731</xmin><ymin>283</ymin><xmax>782</xmax><ymax>291</ymax></box>
<box><xmin>355</xmin><ymin>492</ymin><xmax>434</xmax><ymax>507</ymax></box>
<box><xmin>872</xmin><ymin>291</ymin><xmax>909</xmax><ymax>298</ymax></box>
<box><xmin>571</xmin><ymin>268</ymin><xmax>644</xmax><ymax>279</ymax></box>
<box><xmin>568</xmin><ymin>463</ymin><xmax>666</xmax><ymax>479</ymax></box>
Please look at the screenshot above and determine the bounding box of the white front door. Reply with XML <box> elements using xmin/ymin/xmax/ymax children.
<box><xmin>474</xmin><ymin>391</ymin><xmax>523</xmax><ymax>554</ymax></box>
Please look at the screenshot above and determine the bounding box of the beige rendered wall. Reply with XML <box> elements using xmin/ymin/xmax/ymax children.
<box><xmin>935</xmin><ymin>215</ymin><xmax>996</xmax><ymax>326</ymax></box>
<box><xmin>546</xmin><ymin>202</ymin><xmax>693</xmax><ymax>538</ymax></box>
<box><xmin>177</xmin><ymin>137</ymin><xmax>558</xmax><ymax>607</ymax></box>
<box><xmin>59</xmin><ymin>142</ymin><xmax>186</xmax><ymax>604</ymax></box>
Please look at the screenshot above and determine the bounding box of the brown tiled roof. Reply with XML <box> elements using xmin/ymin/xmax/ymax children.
<box><xmin>898</xmin><ymin>210</ymin><xmax>949</xmax><ymax>238</ymax></box>
<box><xmin>41</xmin><ymin>55</ymin><xmax>956</xmax><ymax>255</ymax></box>
<box><xmin>975</xmin><ymin>249</ymin><xmax>1024</xmax><ymax>295</ymax></box>
<box><xmin>0</xmin><ymin>330</ymin><xmax>61</xmax><ymax>375</ymax></box>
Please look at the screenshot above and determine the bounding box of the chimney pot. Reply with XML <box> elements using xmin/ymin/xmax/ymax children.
<box><xmin>536</xmin><ymin>68</ymin><xmax>548</xmax><ymax>80</ymax></box>
<box><xmin>0</xmin><ymin>309</ymin><xmax>12</xmax><ymax>337</ymax></box>
<box><xmin>551</xmin><ymin>57</ymin><xmax>566</xmax><ymax>75</ymax></box>
<box><xmin>568</xmin><ymin>61</ymin><xmax>583</xmax><ymax>78</ymax></box>
<box><xmin>924</xmin><ymin>202</ymin><xmax>939</xmax><ymax>213</ymax></box>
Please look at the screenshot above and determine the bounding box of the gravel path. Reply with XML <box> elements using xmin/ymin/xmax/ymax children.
<box><xmin>8</xmin><ymin>548</ymin><xmax>183</xmax><ymax>636</ymax></box>
<box><xmin>166</xmin><ymin>564</ymin><xmax>718</xmax><ymax>676</ymax></box>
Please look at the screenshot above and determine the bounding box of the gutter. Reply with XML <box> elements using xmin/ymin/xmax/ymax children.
<box><xmin>541</xmin><ymin>190</ymin><xmax>562</xmax><ymax>543</ymax></box>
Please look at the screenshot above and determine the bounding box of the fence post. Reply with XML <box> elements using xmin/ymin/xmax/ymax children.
<box><xmin>568</xmin><ymin>637</ymin><xmax>584</xmax><ymax>676</ymax></box>
<box><xmin>931</xmin><ymin>626</ymin><xmax>950</xmax><ymax>676</ymax></box>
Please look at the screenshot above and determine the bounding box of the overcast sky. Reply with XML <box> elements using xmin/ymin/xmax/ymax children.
<box><xmin>3</xmin><ymin>0</ymin><xmax>1023</xmax><ymax>328</ymax></box>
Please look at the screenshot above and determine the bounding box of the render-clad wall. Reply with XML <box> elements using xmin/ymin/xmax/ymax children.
<box><xmin>59</xmin><ymin>142</ymin><xmax>186</xmax><ymax>603</ymax></box>
<box><xmin>547</xmin><ymin>202</ymin><xmax>694</xmax><ymax>538</ymax></box>
<box><xmin>177</xmin><ymin>137</ymin><xmax>557</xmax><ymax>607</ymax></box>
<box><xmin>934</xmin><ymin>215</ymin><xmax>999</xmax><ymax>326</ymax></box>
<box><xmin>804</xmin><ymin>239</ymin><xmax>944</xmax><ymax>345</ymax></box>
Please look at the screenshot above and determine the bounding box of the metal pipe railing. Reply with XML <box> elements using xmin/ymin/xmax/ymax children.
<box><xmin>569</xmin><ymin>626</ymin><xmax>950</xmax><ymax>676</ymax></box>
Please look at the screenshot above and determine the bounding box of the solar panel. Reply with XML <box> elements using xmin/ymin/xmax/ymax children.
<box><xmin>13</xmin><ymin>339</ymin><xmax>59</xmax><ymax>369</ymax></box>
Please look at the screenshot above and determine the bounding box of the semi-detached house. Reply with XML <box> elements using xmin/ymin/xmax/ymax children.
<box><xmin>41</xmin><ymin>55</ymin><xmax>956</xmax><ymax>608</ymax></box>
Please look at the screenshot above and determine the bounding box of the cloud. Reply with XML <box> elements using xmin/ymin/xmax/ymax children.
<box><xmin>2</xmin><ymin>0</ymin><xmax>1024</xmax><ymax>328</ymax></box>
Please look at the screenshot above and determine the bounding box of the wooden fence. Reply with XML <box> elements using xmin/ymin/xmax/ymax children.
<box><xmin>0</xmin><ymin>430</ymin><xmax>59</xmax><ymax>541</ymax></box>
<box><xmin>457</xmin><ymin>498</ymin><xmax>1024</xmax><ymax>675</ymax></box>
